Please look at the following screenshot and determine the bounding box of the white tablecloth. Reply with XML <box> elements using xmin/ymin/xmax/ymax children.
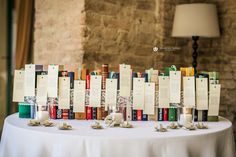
<box><xmin>0</xmin><ymin>113</ymin><xmax>235</xmax><ymax>157</ymax></box>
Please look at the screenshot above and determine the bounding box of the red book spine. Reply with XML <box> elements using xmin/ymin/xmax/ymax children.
<box><xmin>86</xmin><ymin>74</ymin><xmax>92</xmax><ymax>120</ymax></box>
<box><xmin>137</xmin><ymin>110</ymin><xmax>142</xmax><ymax>121</ymax></box>
<box><xmin>163</xmin><ymin>108</ymin><xmax>168</xmax><ymax>121</ymax></box>
<box><xmin>62</xmin><ymin>109</ymin><xmax>69</xmax><ymax>119</ymax></box>
<box><xmin>86</xmin><ymin>106</ymin><xmax>92</xmax><ymax>120</ymax></box>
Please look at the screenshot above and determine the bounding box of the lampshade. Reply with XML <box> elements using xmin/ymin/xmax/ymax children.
<box><xmin>172</xmin><ymin>3</ymin><xmax>220</xmax><ymax>38</ymax></box>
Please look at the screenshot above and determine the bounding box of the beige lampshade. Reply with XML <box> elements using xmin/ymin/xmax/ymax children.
<box><xmin>172</xmin><ymin>3</ymin><xmax>220</xmax><ymax>38</ymax></box>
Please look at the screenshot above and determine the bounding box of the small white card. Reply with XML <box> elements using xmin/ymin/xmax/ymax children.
<box><xmin>144</xmin><ymin>83</ymin><xmax>155</xmax><ymax>114</ymax></box>
<box><xmin>13</xmin><ymin>70</ymin><xmax>25</xmax><ymax>102</ymax></box>
<box><xmin>183</xmin><ymin>76</ymin><xmax>195</xmax><ymax>107</ymax></box>
<box><xmin>133</xmin><ymin>78</ymin><xmax>145</xmax><ymax>110</ymax></box>
<box><xmin>169</xmin><ymin>71</ymin><xmax>181</xmax><ymax>103</ymax></box>
<box><xmin>208</xmin><ymin>84</ymin><xmax>221</xmax><ymax>116</ymax></box>
<box><xmin>36</xmin><ymin>75</ymin><xmax>48</xmax><ymax>103</ymax></box>
<box><xmin>196</xmin><ymin>78</ymin><xmax>208</xmax><ymax>110</ymax></box>
<box><xmin>47</xmin><ymin>65</ymin><xmax>59</xmax><ymax>97</ymax></box>
<box><xmin>119</xmin><ymin>64</ymin><xmax>132</xmax><ymax>97</ymax></box>
<box><xmin>151</xmin><ymin>70</ymin><xmax>159</xmax><ymax>83</ymax></box>
<box><xmin>89</xmin><ymin>75</ymin><xmax>102</xmax><ymax>107</ymax></box>
<box><xmin>105</xmin><ymin>79</ymin><xmax>117</xmax><ymax>111</ymax></box>
<box><xmin>58</xmin><ymin>77</ymin><xmax>70</xmax><ymax>109</ymax></box>
<box><xmin>158</xmin><ymin>76</ymin><xmax>170</xmax><ymax>108</ymax></box>
<box><xmin>24</xmin><ymin>64</ymin><xmax>35</xmax><ymax>96</ymax></box>
<box><xmin>73</xmin><ymin>80</ymin><xmax>86</xmax><ymax>112</ymax></box>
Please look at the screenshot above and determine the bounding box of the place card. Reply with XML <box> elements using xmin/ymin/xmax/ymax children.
<box><xmin>183</xmin><ymin>76</ymin><xmax>195</xmax><ymax>107</ymax></box>
<box><xmin>73</xmin><ymin>80</ymin><xmax>86</xmax><ymax>112</ymax></box>
<box><xmin>150</xmin><ymin>70</ymin><xmax>159</xmax><ymax>83</ymax></box>
<box><xmin>133</xmin><ymin>78</ymin><xmax>145</xmax><ymax>110</ymax></box>
<box><xmin>24</xmin><ymin>64</ymin><xmax>35</xmax><ymax>96</ymax></box>
<box><xmin>105</xmin><ymin>79</ymin><xmax>117</xmax><ymax>111</ymax></box>
<box><xmin>13</xmin><ymin>70</ymin><xmax>25</xmax><ymax>102</ymax></box>
<box><xmin>169</xmin><ymin>71</ymin><xmax>181</xmax><ymax>103</ymax></box>
<box><xmin>36</xmin><ymin>75</ymin><xmax>48</xmax><ymax>103</ymax></box>
<box><xmin>58</xmin><ymin>77</ymin><xmax>70</xmax><ymax>109</ymax></box>
<box><xmin>196</xmin><ymin>78</ymin><xmax>208</xmax><ymax>110</ymax></box>
<box><xmin>89</xmin><ymin>75</ymin><xmax>102</xmax><ymax>107</ymax></box>
<box><xmin>158</xmin><ymin>76</ymin><xmax>170</xmax><ymax>108</ymax></box>
<box><xmin>47</xmin><ymin>65</ymin><xmax>59</xmax><ymax>97</ymax></box>
<box><xmin>208</xmin><ymin>84</ymin><xmax>221</xmax><ymax>116</ymax></box>
<box><xmin>119</xmin><ymin>64</ymin><xmax>132</xmax><ymax>97</ymax></box>
<box><xmin>144</xmin><ymin>83</ymin><xmax>155</xmax><ymax>114</ymax></box>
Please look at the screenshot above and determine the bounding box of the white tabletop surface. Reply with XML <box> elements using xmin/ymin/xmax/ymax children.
<box><xmin>0</xmin><ymin>113</ymin><xmax>235</xmax><ymax>157</ymax></box>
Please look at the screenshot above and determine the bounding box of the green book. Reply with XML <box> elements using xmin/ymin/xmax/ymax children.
<box><xmin>18</xmin><ymin>103</ymin><xmax>31</xmax><ymax>118</ymax></box>
<box><xmin>168</xmin><ymin>107</ymin><xmax>177</xmax><ymax>121</ymax></box>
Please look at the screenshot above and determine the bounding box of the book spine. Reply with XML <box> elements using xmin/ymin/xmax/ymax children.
<box><xmin>68</xmin><ymin>105</ymin><xmax>75</xmax><ymax>119</ymax></box>
<box><xmin>163</xmin><ymin>108</ymin><xmax>168</xmax><ymax>121</ymax></box>
<box><xmin>49</xmin><ymin>104</ymin><xmax>57</xmax><ymax>119</ymax></box>
<box><xmin>202</xmin><ymin>110</ymin><xmax>208</xmax><ymax>121</ymax></box>
<box><xmin>86</xmin><ymin>106</ymin><xmax>92</xmax><ymax>120</ymax></box>
<box><xmin>101</xmin><ymin>64</ymin><xmax>109</xmax><ymax>120</ymax></box>
<box><xmin>137</xmin><ymin>110</ymin><xmax>142</xmax><ymax>121</ymax></box>
<box><xmin>86</xmin><ymin>74</ymin><xmax>92</xmax><ymax>120</ymax></box>
<box><xmin>97</xmin><ymin>107</ymin><xmax>102</xmax><ymax>120</ymax></box>
<box><xmin>68</xmin><ymin>72</ymin><xmax>74</xmax><ymax>89</ymax></box>
<box><xmin>92</xmin><ymin>107</ymin><xmax>97</xmax><ymax>120</ymax></box>
<box><xmin>168</xmin><ymin>107</ymin><xmax>177</xmax><ymax>121</ymax></box>
<box><xmin>132</xmin><ymin>109</ymin><xmax>137</xmax><ymax>121</ymax></box>
<box><xmin>56</xmin><ymin>108</ymin><xmax>62</xmax><ymax>119</ymax></box>
<box><xmin>158</xmin><ymin>108</ymin><xmax>163</xmax><ymax>121</ymax></box>
<box><xmin>62</xmin><ymin>109</ymin><xmax>69</xmax><ymax>119</ymax></box>
<box><xmin>142</xmin><ymin>113</ymin><xmax>148</xmax><ymax>121</ymax></box>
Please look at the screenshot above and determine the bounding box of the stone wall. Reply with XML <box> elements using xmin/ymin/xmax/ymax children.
<box><xmin>34</xmin><ymin>0</ymin><xmax>236</xmax><ymax>140</ymax></box>
<box><xmin>83</xmin><ymin>0</ymin><xmax>162</xmax><ymax>71</ymax></box>
<box><xmin>33</xmin><ymin>0</ymin><xmax>86</xmax><ymax>70</ymax></box>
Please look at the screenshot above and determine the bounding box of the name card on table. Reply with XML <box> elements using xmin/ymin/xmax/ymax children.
<box><xmin>89</xmin><ymin>75</ymin><xmax>102</xmax><ymax>107</ymax></box>
<box><xmin>183</xmin><ymin>76</ymin><xmax>195</xmax><ymax>107</ymax></box>
<box><xmin>169</xmin><ymin>71</ymin><xmax>181</xmax><ymax>103</ymax></box>
<box><xmin>36</xmin><ymin>75</ymin><xmax>48</xmax><ymax>103</ymax></box>
<box><xmin>73</xmin><ymin>80</ymin><xmax>86</xmax><ymax>112</ymax></box>
<box><xmin>158</xmin><ymin>76</ymin><xmax>170</xmax><ymax>108</ymax></box>
<box><xmin>47</xmin><ymin>65</ymin><xmax>59</xmax><ymax>97</ymax></box>
<box><xmin>208</xmin><ymin>84</ymin><xmax>221</xmax><ymax>116</ymax></box>
<box><xmin>133</xmin><ymin>78</ymin><xmax>145</xmax><ymax>110</ymax></box>
<box><xmin>24</xmin><ymin>64</ymin><xmax>35</xmax><ymax>96</ymax></box>
<box><xmin>150</xmin><ymin>70</ymin><xmax>159</xmax><ymax>84</ymax></box>
<box><xmin>13</xmin><ymin>70</ymin><xmax>25</xmax><ymax>102</ymax></box>
<box><xmin>119</xmin><ymin>64</ymin><xmax>132</xmax><ymax>97</ymax></box>
<box><xmin>105</xmin><ymin>79</ymin><xmax>117</xmax><ymax>111</ymax></box>
<box><xmin>144</xmin><ymin>83</ymin><xmax>155</xmax><ymax>114</ymax></box>
<box><xmin>58</xmin><ymin>77</ymin><xmax>70</xmax><ymax>109</ymax></box>
<box><xmin>196</xmin><ymin>78</ymin><xmax>208</xmax><ymax>110</ymax></box>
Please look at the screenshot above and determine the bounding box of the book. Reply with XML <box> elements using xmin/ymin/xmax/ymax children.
<box><xmin>163</xmin><ymin>108</ymin><xmax>168</xmax><ymax>121</ymax></box>
<box><xmin>137</xmin><ymin>110</ymin><xmax>142</xmax><ymax>121</ymax></box>
<box><xmin>158</xmin><ymin>108</ymin><xmax>163</xmax><ymax>121</ymax></box>
<box><xmin>62</xmin><ymin>109</ymin><xmax>69</xmax><ymax>119</ymax></box>
<box><xmin>132</xmin><ymin>109</ymin><xmax>137</xmax><ymax>121</ymax></box>
<box><xmin>168</xmin><ymin>107</ymin><xmax>177</xmax><ymax>121</ymax></box>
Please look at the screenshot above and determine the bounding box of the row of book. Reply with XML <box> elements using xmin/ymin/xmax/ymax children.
<box><xmin>15</xmin><ymin>63</ymin><xmax>220</xmax><ymax>121</ymax></box>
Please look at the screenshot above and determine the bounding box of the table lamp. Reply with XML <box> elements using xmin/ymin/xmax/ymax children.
<box><xmin>172</xmin><ymin>3</ymin><xmax>220</xmax><ymax>74</ymax></box>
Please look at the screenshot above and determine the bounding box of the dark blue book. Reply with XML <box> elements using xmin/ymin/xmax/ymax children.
<box><xmin>68</xmin><ymin>72</ymin><xmax>74</xmax><ymax>89</ymax></box>
<box><xmin>158</xmin><ymin>108</ymin><xmax>163</xmax><ymax>121</ymax></box>
<box><xmin>142</xmin><ymin>113</ymin><xmax>148</xmax><ymax>121</ymax></box>
<box><xmin>68</xmin><ymin>105</ymin><xmax>75</xmax><ymax>119</ymax></box>
<box><xmin>92</xmin><ymin>107</ymin><xmax>97</xmax><ymax>120</ymax></box>
<box><xmin>132</xmin><ymin>109</ymin><xmax>137</xmax><ymax>121</ymax></box>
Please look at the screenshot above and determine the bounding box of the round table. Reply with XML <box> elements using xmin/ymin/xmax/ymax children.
<box><xmin>0</xmin><ymin>114</ymin><xmax>235</xmax><ymax>157</ymax></box>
